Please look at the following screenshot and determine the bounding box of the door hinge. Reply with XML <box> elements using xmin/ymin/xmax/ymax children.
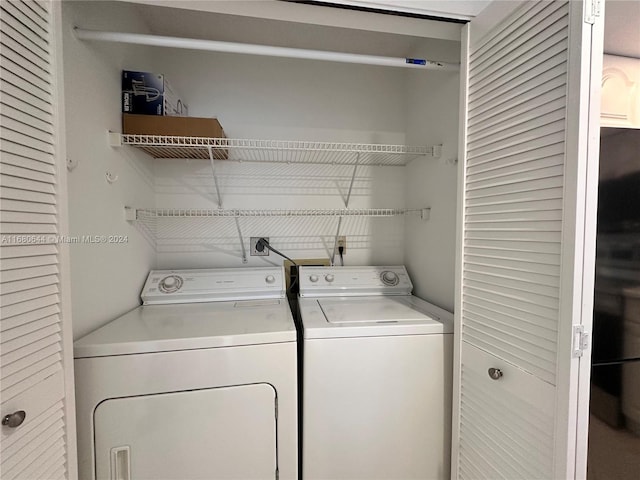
<box><xmin>584</xmin><ymin>0</ymin><xmax>602</xmax><ymax>24</ymax></box>
<box><xmin>572</xmin><ymin>325</ymin><xmax>590</xmax><ymax>357</ymax></box>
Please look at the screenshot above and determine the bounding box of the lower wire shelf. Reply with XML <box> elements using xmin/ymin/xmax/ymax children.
<box><xmin>126</xmin><ymin>206</ymin><xmax>430</xmax><ymax>264</ymax></box>
<box><xmin>126</xmin><ymin>207</ymin><xmax>430</xmax><ymax>220</ymax></box>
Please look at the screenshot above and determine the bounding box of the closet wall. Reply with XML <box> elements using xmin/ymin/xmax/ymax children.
<box><xmin>61</xmin><ymin>1</ymin><xmax>156</xmax><ymax>339</ymax></box>
<box><xmin>62</xmin><ymin>1</ymin><xmax>461</xmax><ymax>337</ymax></box>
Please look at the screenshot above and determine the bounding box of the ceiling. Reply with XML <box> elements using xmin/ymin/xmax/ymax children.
<box><xmin>605</xmin><ymin>0</ymin><xmax>640</xmax><ymax>58</ymax></box>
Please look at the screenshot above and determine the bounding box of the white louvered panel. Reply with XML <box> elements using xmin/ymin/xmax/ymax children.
<box><xmin>1</xmin><ymin>401</ymin><xmax>62</xmax><ymax>452</ymax></box>
<box><xmin>0</xmin><ymin>223</ymin><xmax>58</xmax><ymax>235</ymax></box>
<box><xmin>458</xmin><ymin>343</ymin><xmax>555</xmax><ymax>480</ymax></box>
<box><xmin>2</xmin><ymin>150</ymin><xmax>57</xmax><ymax>174</ymax></box>
<box><xmin>1</xmin><ymin>186</ymin><xmax>56</xmax><ymax>204</ymax></box>
<box><xmin>2</xmin><ymin>113</ymin><xmax>55</xmax><ymax>147</ymax></box>
<box><xmin>469</xmin><ymin>4</ymin><xmax>569</xmax><ymax>91</ymax></box>
<box><xmin>1</xmin><ymin>1</ymin><xmax>68</xmax><ymax>477</ymax></box>
<box><xmin>0</xmin><ymin>162</ymin><xmax>55</xmax><ymax>185</ymax></box>
<box><xmin>0</xmin><ymin>173</ymin><xmax>56</xmax><ymax>193</ymax></box>
<box><xmin>3</xmin><ymin>429</ymin><xmax>65</xmax><ymax>480</ymax></box>
<box><xmin>1</xmin><ymin>198</ymin><xmax>57</xmax><ymax>214</ymax></box>
<box><xmin>1</xmin><ymin>104</ymin><xmax>54</xmax><ymax>141</ymax></box>
<box><xmin>2</xmin><ymin>350</ymin><xmax>62</xmax><ymax>397</ymax></box>
<box><xmin>0</xmin><ymin>4</ymin><xmax>49</xmax><ymax>56</ymax></box>
<box><xmin>1</xmin><ymin>1</ymin><xmax>49</xmax><ymax>40</ymax></box>
<box><xmin>1</xmin><ymin>264</ymin><xmax>59</xmax><ymax>283</ymax></box>
<box><xmin>2</xmin><ymin>274</ymin><xmax>59</xmax><ymax>295</ymax></box>
<box><xmin>0</xmin><ymin>80</ymin><xmax>53</xmax><ymax>119</ymax></box>
<box><xmin>462</xmin><ymin>1</ymin><xmax>570</xmax><ymax>385</ymax></box>
<box><xmin>0</xmin><ymin>293</ymin><xmax>59</xmax><ymax>321</ymax></box>
<box><xmin>0</xmin><ymin>254</ymin><xmax>58</xmax><ymax>272</ymax></box>
<box><xmin>1</xmin><ymin>304</ymin><xmax>60</xmax><ymax>334</ymax></box>
<box><xmin>1</xmin><ymin>122</ymin><xmax>56</xmax><ymax>155</ymax></box>
<box><xmin>1</xmin><ymin>53</ymin><xmax>53</xmax><ymax>98</ymax></box>
<box><xmin>1</xmin><ymin>88</ymin><xmax>53</xmax><ymax>127</ymax></box>
<box><xmin>1</xmin><ymin>24</ymin><xmax>51</xmax><ymax>73</ymax></box>
<box><xmin>2</xmin><ymin>323</ymin><xmax>61</xmax><ymax>363</ymax></box>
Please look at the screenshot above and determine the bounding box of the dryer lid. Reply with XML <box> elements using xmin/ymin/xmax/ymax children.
<box><xmin>74</xmin><ymin>300</ymin><xmax>296</xmax><ymax>358</ymax></box>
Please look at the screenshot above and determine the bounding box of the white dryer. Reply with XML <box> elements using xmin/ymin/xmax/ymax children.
<box><xmin>74</xmin><ymin>267</ymin><xmax>297</xmax><ymax>480</ymax></box>
<box><xmin>298</xmin><ymin>266</ymin><xmax>453</xmax><ymax>480</ymax></box>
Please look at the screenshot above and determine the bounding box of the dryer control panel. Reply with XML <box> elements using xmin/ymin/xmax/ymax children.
<box><xmin>141</xmin><ymin>267</ymin><xmax>285</xmax><ymax>305</ymax></box>
<box><xmin>299</xmin><ymin>266</ymin><xmax>413</xmax><ymax>297</ymax></box>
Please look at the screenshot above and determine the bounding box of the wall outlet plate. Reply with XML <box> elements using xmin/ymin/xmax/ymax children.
<box><xmin>250</xmin><ymin>237</ymin><xmax>269</xmax><ymax>256</ymax></box>
<box><xmin>335</xmin><ymin>236</ymin><xmax>347</xmax><ymax>255</ymax></box>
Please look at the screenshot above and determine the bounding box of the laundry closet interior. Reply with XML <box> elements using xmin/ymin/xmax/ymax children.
<box><xmin>62</xmin><ymin>0</ymin><xmax>462</xmax><ymax>341</ymax></box>
<box><xmin>14</xmin><ymin>0</ymin><xmax>597</xmax><ymax>479</ymax></box>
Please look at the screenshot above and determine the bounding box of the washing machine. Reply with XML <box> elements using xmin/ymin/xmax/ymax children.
<box><xmin>298</xmin><ymin>266</ymin><xmax>453</xmax><ymax>480</ymax></box>
<box><xmin>74</xmin><ymin>267</ymin><xmax>297</xmax><ymax>480</ymax></box>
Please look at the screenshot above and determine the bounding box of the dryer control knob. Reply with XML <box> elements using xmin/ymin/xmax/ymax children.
<box><xmin>265</xmin><ymin>275</ymin><xmax>276</xmax><ymax>284</ymax></box>
<box><xmin>380</xmin><ymin>270</ymin><xmax>399</xmax><ymax>286</ymax></box>
<box><xmin>159</xmin><ymin>275</ymin><xmax>183</xmax><ymax>293</ymax></box>
<box><xmin>325</xmin><ymin>274</ymin><xmax>335</xmax><ymax>282</ymax></box>
<box><xmin>309</xmin><ymin>275</ymin><xmax>319</xmax><ymax>283</ymax></box>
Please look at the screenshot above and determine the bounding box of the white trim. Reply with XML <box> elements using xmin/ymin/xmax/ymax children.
<box><xmin>574</xmin><ymin>1</ymin><xmax>605</xmax><ymax>478</ymax></box>
<box><xmin>51</xmin><ymin>1</ymin><xmax>78</xmax><ymax>478</ymax></box>
<box><xmin>114</xmin><ymin>0</ymin><xmax>462</xmax><ymax>41</ymax></box>
<box><xmin>553</xmin><ymin>0</ymin><xmax>601</xmax><ymax>478</ymax></box>
<box><xmin>450</xmin><ymin>23</ymin><xmax>469</xmax><ymax>480</ymax></box>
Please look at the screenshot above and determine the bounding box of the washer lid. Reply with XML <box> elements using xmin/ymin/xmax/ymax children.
<box><xmin>74</xmin><ymin>300</ymin><xmax>296</xmax><ymax>358</ymax></box>
<box><xmin>319</xmin><ymin>297</ymin><xmax>433</xmax><ymax>323</ymax></box>
<box><xmin>301</xmin><ymin>296</ymin><xmax>453</xmax><ymax>339</ymax></box>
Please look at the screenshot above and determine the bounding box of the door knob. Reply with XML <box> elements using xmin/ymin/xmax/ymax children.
<box><xmin>2</xmin><ymin>410</ymin><xmax>26</xmax><ymax>428</ymax></box>
<box><xmin>488</xmin><ymin>368</ymin><xmax>503</xmax><ymax>380</ymax></box>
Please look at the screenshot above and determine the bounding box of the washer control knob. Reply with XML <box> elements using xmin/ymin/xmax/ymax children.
<box><xmin>309</xmin><ymin>275</ymin><xmax>319</xmax><ymax>283</ymax></box>
<box><xmin>159</xmin><ymin>275</ymin><xmax>183</xmax><ymax>293</ymax></box>
<box><xmin>380</xmin><ymin>270</ymin><xmax>399</xmax><ymax>286</ymax></box>
<box><xmin>325</xmin><ymin>274</ymin><xmax>335</xmax><ymax>283</ymax></box>
<box><xmin>265</xmin><ymin>275</ymin><xmax>276</xmax><ymax>284</ymax></box>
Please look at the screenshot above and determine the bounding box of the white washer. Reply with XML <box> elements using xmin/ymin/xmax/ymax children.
<box><xmin>74</xmin><ymin>267</ymin><xmax>297</xmax><ymax>480</ymax></box>
<box><xmin>298</xmin><ymin>266</ymin><xmax>453</xmax><ymax>480</ymax></box>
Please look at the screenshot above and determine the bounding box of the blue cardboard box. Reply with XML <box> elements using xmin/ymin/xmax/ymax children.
<box><xmin>122</xmin><ymin>70</ymin><xmax>185</xmax><ymax>115</ymax></box>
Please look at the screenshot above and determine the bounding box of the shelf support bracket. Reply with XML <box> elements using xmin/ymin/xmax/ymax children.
<box><xmin>234</xmin><ymin>216</ymin><xmax>248</xmax><ymax>264</ymax></box>
<box><xmin>331</xmin><ymin>153</ymin><xmax>359</xmax><ymax>265</ymax></box>
<box><xmin>208</xmin><ymin>146</ymin><xmax>223</xmax><ymax>208</ymax></box>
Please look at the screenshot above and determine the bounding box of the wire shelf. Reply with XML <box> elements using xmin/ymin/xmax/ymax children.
<box><xmin>117</xmin><ymin>134</ymin><xmax>439</xmax><ymax>166</ymax></box>
<box><xmin>132</xmin><ymin>207</ymin><xmax>429</xmax><ymax>219</ymax></box>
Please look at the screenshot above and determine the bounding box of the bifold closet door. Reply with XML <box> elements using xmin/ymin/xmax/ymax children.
<box><xmin>453</xmin><ymin>1</ymin><xmax>603</xmax><ymax>479</ymax></box>
<box><xmin>1</xmin><ymin>1</ymin><xmax>75</xmax><ymax>479</ymax></box>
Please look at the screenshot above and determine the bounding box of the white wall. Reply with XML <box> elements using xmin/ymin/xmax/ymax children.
<box><xmin>404</xmin><ymin>42</ymin><xmax>460</xmax><ymax>313</ymax></box>
<box><xmin>62</xmin><ymin>1</ymin><xmax>156</xmax><ymax>339</ymax></box>
<box><xmin>153</xmin><ymin>49</ymin><xmax>409</xmax><ymax>268</ymax></box>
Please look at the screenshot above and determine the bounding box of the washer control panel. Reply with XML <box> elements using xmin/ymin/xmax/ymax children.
<box><xmin>141</xmin><ymin>267</ymin><xmax>286</xmax><ymax>305</ymax></box>
<box><xmin>299</xmin><ymin>266</ymin><xmax>412</xmax><ymax>297</ymax></box>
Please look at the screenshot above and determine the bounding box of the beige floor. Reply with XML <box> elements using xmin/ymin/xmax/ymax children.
<box><xmin>587</xmin><ymin>414</ymin><xmax>640</xmax><ymax>480</ymax></box>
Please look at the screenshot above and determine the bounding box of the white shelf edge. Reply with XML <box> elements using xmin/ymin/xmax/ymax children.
<box><xmin>127</xmin><ymin>207</ymin><xmax>431</xmax><ymax>219</ymax></box>
<box><xmin>111</xmin><ymin>133</ymin><xmax>441</xmax><ymax>165</ymax></box>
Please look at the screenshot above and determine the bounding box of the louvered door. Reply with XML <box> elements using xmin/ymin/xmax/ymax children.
<box><xmin>454</xmin><ymin>0</ymin><xmax>602</xmax><ymax>479</ymax></box>
<box><xmin>1</xmin><ymin>1</ymin><xmax>75</xmax><ymax>479</ymax></box>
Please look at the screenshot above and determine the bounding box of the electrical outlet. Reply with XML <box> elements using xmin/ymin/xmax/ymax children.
<box><xmin>335</xmin><ymin>236</ymin><xmax>347</xmax><ymax>255</ymax></box>
<box><xmin>250</xmin><ymin>237</ymin><xmax>269</xmax><ymax>256</ymax></box>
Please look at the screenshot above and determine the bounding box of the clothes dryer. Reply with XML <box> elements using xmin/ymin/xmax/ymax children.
<box><xmin>298</xmin><ymin>266</ymin><xmax>453</xmax><ymax>480</ymax></box>
<box><xmin>74</xmin><ymin>267</ymin><xmax>297</xmax><ymax>480</ymax></box>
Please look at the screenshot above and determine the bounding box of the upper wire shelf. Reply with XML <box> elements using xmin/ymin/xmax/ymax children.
<box><xmin>112</xmin><ymin>134</ymin><xmax>440</xmax><ymax>166</ymax></box>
